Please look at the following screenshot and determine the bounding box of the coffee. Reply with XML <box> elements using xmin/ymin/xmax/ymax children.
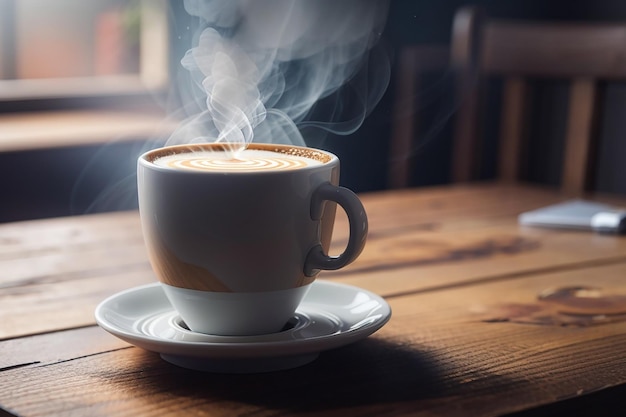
<box><xmin>154</xmin><ymin>149</ymin><xmax>322</xmax><ymax>172</ymax></box>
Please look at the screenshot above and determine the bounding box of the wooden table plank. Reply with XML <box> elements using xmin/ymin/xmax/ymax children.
<box><xmin>0</xmin><ymin>211</ymin><xmax>143</xmax><ymax>259</ymax></box>
<box><xmin>0</xmin><ymin>212</ymin><xmax>151</xmax><ymax>339</ymax></box>
<box><xmin>0</xmin><ymin>326</ymin><xmax>130</xmax><ymax>371</ymax></box>
<box><xmin>0</xmin><ymin>269</ymin><xmax>155</xmax><ymax>340</ymax></box>
<box><xmin>340</xmin><ymin>182</ymin><xmax>625</xmax><ymax>237</ymax></box>
<box><xmin>332</xmin><ymin>222</ymin><xmax>626</xmax><ymax>296</ymax></box>
<box><xmin>376</xmin><ymin>261</ymin><xmax>626</xmax><ymax>416</ymax></box>
<box><xmin>2</xmin><ymin>261</ymin><xmax>626</xmax><ymax>416</ymax></box>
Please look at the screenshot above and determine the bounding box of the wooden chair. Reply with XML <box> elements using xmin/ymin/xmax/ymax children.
<box><xmin>450</xmin><ymin>6</ymin><xmax>626</xmax><ymax>195</ymax></box>
<box><xmin>390</xmin><ymin>7</ymin><xmax>626</xmax><ymax>195</ymax></box>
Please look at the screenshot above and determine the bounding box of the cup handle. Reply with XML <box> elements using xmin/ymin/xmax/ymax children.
<box><xmin>304</xmin><ymin>182</ymin><xmax>368</xmax><ymax>276</ymax></box>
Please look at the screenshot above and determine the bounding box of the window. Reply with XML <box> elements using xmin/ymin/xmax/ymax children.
<box><xmin>0</xmin><ymin>0</ymin><xmax>169</xmax><ymax>101</ymax></box>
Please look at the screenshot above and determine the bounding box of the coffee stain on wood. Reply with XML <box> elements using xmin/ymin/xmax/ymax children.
<box><xmin>538</xmin><ymin>286</ymin><xmax>626</xmax><ymax>315</ymax></box>
<box><xmin>481</xmin><ymin>286</ymin><xmax>626</xmax><ymax>327</ymax></box>
<box><xmin>334</xmin><ymin>236</ymin><xmax>540</xmax><ymax>275</ymax></box>
<box><xmin>446</xmin><ymin>237</ymin><xmax>539</xmax><ymax>259</ymax></box>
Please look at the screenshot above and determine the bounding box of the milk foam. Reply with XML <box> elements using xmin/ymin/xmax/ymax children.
<box><xmin>154</xmin><ymin>149</ymin><xmax>322</xmax><ymax>172</ymax></box>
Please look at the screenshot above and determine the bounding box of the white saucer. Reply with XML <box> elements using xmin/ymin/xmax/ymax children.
<box><xmin>95</xmin><ymin>280</ymin><xmax>391</xmax><ymax>373</ymax></box>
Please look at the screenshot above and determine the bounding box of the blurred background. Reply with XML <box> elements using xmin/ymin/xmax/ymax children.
<box><xmin>2</xmin><ymin>0</ymin><xmax>626</xmax><ymax>223</ymax></box>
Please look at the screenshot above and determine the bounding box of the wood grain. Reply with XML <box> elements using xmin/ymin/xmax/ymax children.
<box><xmin>2</xmin><ymin>262</ymin><xmax>626</xmax><ymax>416</ymax></box>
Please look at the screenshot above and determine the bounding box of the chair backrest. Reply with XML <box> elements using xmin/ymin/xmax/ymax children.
<box><xmin>451</xmin><ymin>6</ymin><xmax>626</xmax><ymax>195</ymax></box>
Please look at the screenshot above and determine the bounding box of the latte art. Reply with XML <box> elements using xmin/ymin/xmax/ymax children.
<box><xmin>154</xmin><ymin>150</ymin><xmax>321</xmax><ymax>172</ymax></box>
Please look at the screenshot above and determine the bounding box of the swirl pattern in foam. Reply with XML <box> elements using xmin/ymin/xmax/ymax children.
<box><xmin>154</xmin><ymin>149</ymin><xmax>321</xmax><ymax>172</ymax></box>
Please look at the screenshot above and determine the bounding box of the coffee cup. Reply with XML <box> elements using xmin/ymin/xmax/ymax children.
<box><xmin>137</xmin><ymin>143</ymin><xmax>367</xmax><ymax>335</ymax></box>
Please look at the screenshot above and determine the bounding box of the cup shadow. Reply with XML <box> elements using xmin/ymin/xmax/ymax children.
<box><xmin>103</xmin><ymin>337</ymin><xmax>519</xmax><ymax>414</ymax></box>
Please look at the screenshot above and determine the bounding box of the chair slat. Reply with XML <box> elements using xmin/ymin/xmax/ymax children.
<box><xmin>498</xmin><ymin>77</ymin><xmax>528</xmax><ymax>182</ymax></box>
<box><xmin>483</xmin><ymin>23</ymin><xmax>626</xmax><ymax>78</ymax></box>
<box><xmin>562</xmin><ymin>78</ymin><xmax>598</xmax><ymax>194</ymax></box>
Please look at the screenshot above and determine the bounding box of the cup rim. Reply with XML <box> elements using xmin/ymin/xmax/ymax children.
<box><xmin>138</xmin><ymin>143</ymin><xmax>338</xmax><ymax>175</ymax></box>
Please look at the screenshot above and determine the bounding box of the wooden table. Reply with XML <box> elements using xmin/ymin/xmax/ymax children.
<box><xmin>2</xmin><ymin>183</ymin><xmax>626</xmax><ymax>416</ymax></box>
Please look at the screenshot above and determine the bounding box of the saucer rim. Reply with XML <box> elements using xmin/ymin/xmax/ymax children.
<box><xmin>95</xmin><ymin>280</ymin><xmax>392</xmax><ymax>359</ymax></box>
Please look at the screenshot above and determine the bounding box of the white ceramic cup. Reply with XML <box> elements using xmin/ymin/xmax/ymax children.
<box><xmin>137</xmin><ymin>143</ymin><xmax>367</xmax><ymax>335</ymax></box>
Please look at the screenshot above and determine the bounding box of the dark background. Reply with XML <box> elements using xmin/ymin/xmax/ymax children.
<box><xmin>2</xmin><ymin>0</ymin><xmax>626</xmax><ymax>223</ymax></box>
<box><xmin>330</xmin><ymin>0</ymin><xmax>626</xmax><ymax>195</ymax></box>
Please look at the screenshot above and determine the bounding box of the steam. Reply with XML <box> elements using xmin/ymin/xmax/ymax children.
<box><xmin>168</xmin><ymin>0</ymin><xmax>391</xmax><ymax>153</ymax></box>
